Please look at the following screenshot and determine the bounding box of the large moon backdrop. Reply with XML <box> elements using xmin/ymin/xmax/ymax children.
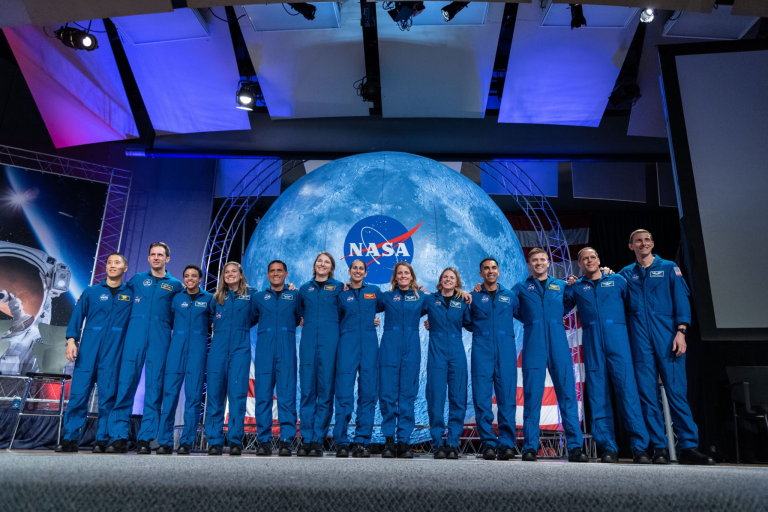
<box><xmin>244</xmin><ymin>152</ymin><xmax>528</xmax><ymax>442</ymax></box>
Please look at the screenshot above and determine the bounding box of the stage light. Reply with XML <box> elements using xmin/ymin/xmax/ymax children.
<box><xmin>608</xmin><ymin>83</ymin><xmax>642</xmax><ymax>108</ymax></box>
<box><xmin>54</xmin><ymin>26</ymin><xmax>98</xmax><ymax>51</ymax></box>
<box><xmin>569</xmin><ymin>4</ymin><xmax>586</xmax><ymax>29</ymax></box>
<box><xmin>236</xmin><ymin>80</ymin><xmax>263</xmax><ymax>111</ymax></box>
<box><xmin>384</xmin><ymin>2</ymin><xmax>425</xmax><ymax>31</ymax></box>
<box><xmin>640</xmin><ymin>8</ymin><xmax>654</xmax><ymax>23</ymax></box>
<box><xmin>354</xmin><ymin>76</ymin><xmax>380</xmax><ymax>103</ymax></box>
<box><xmin>288</xmin><ymin>3</ymin><xmax>317</xmax><ymax>21</ymax></box>
<box><xmin>442</xmin><ymin>2</ymin><xmax>469</xmax><ymax>22</ymax></box>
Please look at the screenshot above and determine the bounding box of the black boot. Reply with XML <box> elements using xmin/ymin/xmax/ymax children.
<box><xmin>678</xmin><ymin>447</ymin><xmax>716</xmax><ymax>466</ymax></box>
<box><xmin>229</xmin><ymin>444</ymin><xmax>242</xmax><ymax>456</ymax></box>
<box><xmin>600</xmin><ymin>450</ymin><xmax>618</xmax><ymax>463</ymax></box>
<box><xmin>296</xmin><ymin>441</ymin><xmax>309</xmax><ymax>457</ymax></box>
<box><xmin>433</xmin><ymin>445</ymin><xmax>447</xmax><ymax>460</ymax></box>
<box><xmin>177</xmin><ymin>444</ymin><xmax>191</xmax><ymax>455</ymax></box>
<box><xmin>445</xmin><ymin>446</ymin><xmax>459</xmax><ymax>460</ymax></box>
<box><xmin>278</xmin><ymin>441</ymin><xmax>293</xmax><ymax>457</ymax></box>
<box><xmin>92</xmin><ymin>440</ymin><xmax>108</xmax><ymax>454</ymax></box>
<box><xmin>497</xmin><ymin>445</ymin><xmax>515</xmax><ymax>461</ymax></box>
<box><xmin>105</xmin><ymin>439</ymin><xmax>128</xmax><ymax>454</ymax></box>
<box><xmin>652</xmin><ymin>448</ymin><xmax>670</xmax><ymax>465</ymax></box>
<box><xmin>351</xmin><ymin>443</ymin><xmax>371</xmax><ymax>458</ymax></box>
<box><xmin>54</xmin><ymin>439</ymin><xmax>78</xmax><ymax>453</ymax></box>
<box><xmin>381</xmin><ymin>437</ymin><xmax>396</xmax><ymax>458</ymax></box>
<box><xmin>480</xmin><ymin>443</ymin><xmax>497</xmax><ymax>461</ymax></box>
<box><xmin>255</xmin><ymin>443</ymin><xmax>272</xmax><ymax>456</ymax></box>
<box><xmin>136</xmin><ymin>440</ymin><xmax>152</xmax><ymax>455</ymax></box>
<box><xmin>156</xmin><ymin>445</ymin><xmax>173</xmax><ymax>455</ymax></box>
<box><xmin>569</xmin><ymin>447</ymin><xmax>589</xmax><ymax>463</ymax></box>
<box><xmin>396</xmin><ymin>442</ymin><xmax>413</xmax><ymax>459</ymax></box>
<box><xmin>633</xmin><ymin>450</ymin><xmax>651</xmax><ymax>464</ymax></box>
<box><xmin>308</xmin><ymin>442</ymin><xmax>324</xmax><ymax>457</ymax></box>
<box><xmin>208</xmin><ymin>444</ymin><xmax>223</xmax><ymax>456</ymax></box>
<box><xmin>522</xmin><ymin>449</ymin><xmax>537</xmax><ymax>462</ymax></box>
<box><xmin>336</xmin><ymin>444</ymin><xmax>350</xmax><ymax>458</ymax></box>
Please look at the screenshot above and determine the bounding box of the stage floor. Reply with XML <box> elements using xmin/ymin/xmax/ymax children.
<box><xmin>2</xmin><ymin>451</ymin><xmax>767</xmax><ymax>512</ymax></box>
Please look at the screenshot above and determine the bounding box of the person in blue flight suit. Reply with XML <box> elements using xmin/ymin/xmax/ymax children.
<box><xmin>298</xmin><ymin>252</ymin><xmax>343</xmax><ymax>457</ymax></box>
<box><xmin>333</xmin><ymin>259</ymin><xmax>382</xmax><ymax>458</ymax></box>
<box><xmin>252</xmin><ymin>260</ymin><xmax>301</xmax><ymax>457</ymax></box>
<box><xmin>55</xmin><ymin>253</ymin><xmax>133</xmax><ymax>453</ymax></box>
<box><xmin>470</xmin><ymin>258</ymin><xmax>519</xmax><ymax>461</ymax></box>
<box><xmin>619</xmin><ymin>229</ymin><xmax>714</xmax><ymax>465</ymax></box>
<box><xmin>565</xmin><ymin>248</ymin><xmax>651</xmax><ymax>464</ymax></box>
<box><xmin>205</xmin><ymin>261</ymin><xmax>257</xmax><ymax>456</ymax></box>
<box><xmin>514</xmin><ymin>248</ymin><xmax>587</xmax><ymax>463</ymax></box>
<box><xmin>107</xmin><ymin>242</ymin><xmax>183</xmax><ymax>454</ymax></box>
<box><xmin>378</xmin><ymin>262</ymin><xmax>430</xmax><ymax>459</ymax></box>
<box><xmin>423</xmin><ymin>267</ymin><xmax>472</xmax><ymax>460</ymax></box>
<box><xmin>154</xmin><ymin>264</ymin><xmax>214</xmax><ymax>455</ymax></box>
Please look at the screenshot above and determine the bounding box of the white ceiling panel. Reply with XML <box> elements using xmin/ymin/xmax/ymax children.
<box><xmin>113</xmin><ymin>8</ymin><xmax>209</xmax><ymax>45</ymax></box>
<box><xmin>244</xmin><ymin>3</ymin><xmax>342</xmax><ymax>32</ymax></box>
<box><xmin>498</xmin><ymin>2</ymin><xmax>639</xmax><ymax>127</ymax></box>
<box><xmin>237</xmin><ymin>2</ymin><xmax>369</xmax><ymax>119</ymax></box>
<box><xmin>377</xmin><ymin>2</ymin><xmax>505</xmax><ymax>119</ymax></box>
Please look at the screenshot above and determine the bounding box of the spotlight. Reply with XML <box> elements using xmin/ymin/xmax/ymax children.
<box><xmin>236</xmin><ymin>81</ymin><xmax>263</xmax><ymax>111</ymax></box>
<box><xmin>442</xmin><ymin>2</ymin><xmax>469</xmax><ymax>22</ymax></box>
<box><xmin>54</xmin><ymin>26</ymin><xmax>98</xmax><ymax>51</ymax></box>
<box><xmin>384</xmin><ymin>2</ymin><xmax>425</xmax><ymax>31</ymax></box>
<box><xmin>288</xmin><ymin>3</ymin><xmax>317</xmax><ymax>21</ymax></box>
<box><xmin>608</xmin><ymin>83</ymin><xmax>641</xmax><ymax>108</ymax></box>
<box><xmin>354</xmin><ymin>76</ymin><xmax>380</xmax><ymax>103</ymax></box>
<box><xmin>640</xmin><ymin>8</ymin><xmax>654</xmax><ymax>23</ymax></box>
<box><xmin>569</xmin><ymin>4</ymin><xmax>586</xmax><ymax>30</ymax></box>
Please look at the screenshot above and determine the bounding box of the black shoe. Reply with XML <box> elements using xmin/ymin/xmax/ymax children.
<box><xmin>678</xmin><ymin>447</ymin><xmax>716</xmax><ymax>466</ymax></box>
<box><xmin>255</xmin><ymin>443</ymin><xmax>272</xmax><ymax>456</ymax></box>
<box><xmin>229</xmin><ymin>444</ymin><xmax>242</xmax><ymax>456</ymax></box>
<box><xmin>480</xmin><ymin>443</ymin><xmax>497</xmax><ymax>461</ymax></box>
<box><xmin>522</xmin><ymin>449</ymin><xmax>537</xmax><ymax>462</ymax></box>
<box><xmin>136</xmin><ymin>440</ymin><xmax>152</xmax><ymax>455</ymax></box>
<box><xmin>382</xmin><ymin>437</ymin><xmax>396</xmax><ymax>458</ymax></box>
<box><xmin>177</xmin><ymin>444</ymin><xmax>191</xmax><ymax>455</ymax></box>
<box><xmin>351</xmin><ymin>443</ymin><xmax>371</xmax><ymax>458</ymax></box>
<box><xmin>296</xmin><ymin>442</ymin><xmax>309</xmax><ymax>457</ymax></box>
<box><xmin>652</xmin><ymin>448</ymin><xmax>670</xmax><ymax>465</ymax></box>
<box><xmin>434</xmin><ymin>445</ymin><xmax>447</xmax><ymax>459</ymax></box>
<box><xmin>278</xmin><ymin>441</ymin><xmax>292</xmax><ymax>457</ymax></box>
<box><xmin>569</xmin><ymin>447</ymin><xmax>589</xmax><ymax>463</ymax></box>
<box><xmin>633</xmin><ymin>450</ymin><xmax>651</xmax><ymax>464</ymax></box>
<box><xmin>308</xmin><ymin>442</ymin><xmax>324</xmax><ymax>457</ymax></box>
<box><xmin>396</xmin><ymin>442</ymin><xmax>413</xmax><ymax>459</ymax></box>
<box><xmin>208</xmin><ymin>444</ymin><xmax>223</xmax><ymax>456</ymax></box>
<box><xmin>336</xmin><ymin>444</ymin><xmax>350</xmax><ymax>458</ymax></box>
<box><xmin>156</xmin><ymin>445</ymin><xmax>173</xmax><ymax>455</ymax></box>
<box><xmin>600</xmin><ymin>450</ymin><xmax>618</xmax><ymax>463</ymax></box>
<box><xmin>55</xmin><ymin>439</ymin><xmax>78</xmax><ymax>453</ymax></box>
<box><xmin>446</xmin><ymin>446</ymin><xmax>459</xmax><ymax>460</ymax></box>
<box><xmin>92</xmin><ymin>440</ymin><xmax>108</xmax><ymax>454</ymax></box>
<box><xmin>105</xmin><ymin>439</ymin><xmax>128</xmax><ymax>454</ymax></box>
<box><xmin>497</xmin><ymin>445</ymin><xmax>515</xmax><ymax>461</ymax></box>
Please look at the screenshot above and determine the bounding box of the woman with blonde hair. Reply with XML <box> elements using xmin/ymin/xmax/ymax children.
<box><xmin>205</xmin><ymin>261</ymin><xmax>256</xmax><ymax>456</ymax></box>
<box><xmin>423</xmin><ymin>267</ymin><xmax>472</xmax><ymax>459</ymax></box>
<box><xmin>376</xmin><ymin>261</ymin><xmax>430</xmax><ymax>459</ymax></box>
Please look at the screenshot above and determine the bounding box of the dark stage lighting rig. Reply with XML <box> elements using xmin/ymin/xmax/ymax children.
<box><xmin>608</xmin><ymin>82</ymin><xmax>641</xmax><ymax>109</ymax></box>
<box><xmin>287</xmin><ymin>3</ymin><xmax>317</xmax><ymax>21</ymax></box>
<box><xmin>354</xmin><ymin>76</ymin><xmax>381</xmax><ymax>103</ymax></box>
<box><xmin>236</xmin><ymin>80</ymin><xmax>264</xmax><ymax>111</ymax></box>
<box><xmin>384</xmin><ymin>1</ymin><xmax>425</xmax><ymax>31</ymax></box>
<box><xmin>640</xmin><ymin>8</ymin><xmax>654</xmax><ymax>23</ymax></box>
<box><xmin>442</xmin><ymin>2</ymin><xmax>470</xmax><ymax>22</ymax></box>
<box><xmin>54</xmin><ymin>25</ymin><xmax>98</xmax><ymax>51</ymax></box>
<box><xmin>569</xmin><ymin>4</ymin><xmax>586</xmax><ymax>29</ymax></box>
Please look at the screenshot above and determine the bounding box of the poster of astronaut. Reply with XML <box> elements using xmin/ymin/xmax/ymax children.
<box><xmin>0</xmin><ymin>165</ymin><xmax>108</xmax><ymax>375</ymax></box>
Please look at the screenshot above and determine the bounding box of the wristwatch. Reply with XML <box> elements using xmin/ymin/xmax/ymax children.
<box><xmin>677</xmin><ymin>327</ymin><xmax>687</xmax><ymax>335</ymax></box>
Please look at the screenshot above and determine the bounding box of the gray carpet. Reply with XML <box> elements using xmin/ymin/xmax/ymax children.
<box><xmin>1</xmin><ymin>452</ymin><xmax>766</xmax><ymax>512</ymax></box>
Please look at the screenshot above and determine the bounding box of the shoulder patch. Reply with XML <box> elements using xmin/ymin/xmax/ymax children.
<box><xmin>323</xmin><ymin>285</ymin><xmax>336</xmax><ymax>291</ymax></box>
<box><xmin>364</xmin><ymin>293</ymin><xmax>376</xmax><ymax>299</ymax></box>
<box><xmin>674</xmin><ymin>267</ymin><xmax>683</xmax><ymax>277</ymax></box>
<box><xmin>498</xmin><ymin>295</ymin><xmax>510</xmax><ymax>303</ymax></box>
<box><xmin>282</xmin><ymin>294</ymin><xmax>294</xmax><ymax>300</ymax></box>
<box><xmin>160</xmin><ymin>283</ymin><xmax>173</xmax><ymax>291</ymax></box>
<box><xmin>600</xmin><ymin>281</ymin><xmax>614</xmax><ymax>287</ymax></box>
<box><xmin>547</xmin><ymin>283</ymin><xmax>561</xmax><ymax>291</ymax></box>
<box><xmin>118</xmin><ymin>294</ymin><xmax>131</xmax><ymax>302</ymax></box>
<box><xmin>650</xmin><ymin>270</ymin><xmax>664</xmax><ymax>278</ymax></box>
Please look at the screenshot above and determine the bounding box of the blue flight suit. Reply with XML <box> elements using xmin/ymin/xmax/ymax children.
<box><xmin>424</xmin><ymin>292</ymin><xmax>472</xmax><ymax>448</ymax></box>
<box><xmin>298</xmin><ymin>278</ymin><xmax>343</xmax><ymax>444</ymax></box>
<box><xmin>205</xmin><ymin>289</ymin><xmax>257</xmax><ymax>447</ymax></box>
<box><xmin>332</xmin><ymin>283</ymin><xmax>382</xmax><ymax>447</ymax></box>
<box><xmin>109</xmin><ymin>271</ymin><xmax>182</xmax><ymax>442</ymax></box>
<box><xmin>62</xmin><ymin>281</ymin><xmax>133</xmax><ymax>442</ymax></box>
<box><xmin>378</xmin><ymin>288</ymin><xmax>429</xmax><ymax>444</ymax></box>
<box><xmin>619</xmin><ymin>256</ymin><xmax>697</xmax><ymax>450</ymax></box>
<box><xmin>564</xmin><ymin>274</ymin><xmax>649</xmax><ymax>452</ymax></box>
<box><xmin>156</xmin><ymin>289</ymin><xmax>214</xmax><ymax>448</ymax></box>
<box><xmin>469</xmin><ymin>284</ymin><xmax>519</xmax><ymax>449</ymax></box>
<box><xmin>252</xmin><ymin>288</ymin><xmax>301</xmax><ymax>444</ymax></box>
<box><xmin>514</xmin><ymin>277</ymin><xmax>583</xmax><ymax>453</ymax></box>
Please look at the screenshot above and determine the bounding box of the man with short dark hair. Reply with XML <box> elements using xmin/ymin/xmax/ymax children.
<box><xmin>106</xmin><ymin>243</ymin><xmax>183</xmax><ymax>454</ymax></box>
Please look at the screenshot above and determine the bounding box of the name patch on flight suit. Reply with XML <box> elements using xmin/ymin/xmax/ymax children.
<box><xmin>195</xmin><ymin>301</ymin><xmax>207</xmax><ymax>307</ymax></box>
<box><xmin>282</xmin><ymin>294</ymin><xmax>293</xmax><ymax>300</ymax></box>
<box><xmin>650</xmin><ymin>271</ymin><xmax>664</xmax><ymax>278</ymax></box>
<box><xmin>600</xmin><ymin>281</ymin><xmax>614</xmax><ymax>288</ymax></box>
<box><xmin>161</xmin><ymin>283</ymin><xmax>174</xmax><ymax>291</ymax></box>
<box><xmin>237</xmin><ymin>295</ymin><xmax>251</xmax><ymax>300</ymax></box>
<box><xmin>323</xmin><ymin>285</ymin><xmax>336</xmax><ymax>291</ymax></box>
<box><xmin>450</xmin><ymin>300</ymin><xmax>462</xmax><ymax>309</ymax></box>
<box><xmin>118</xmin><ymin>294</ymin><xmax>131</xmax><ymax>302</ymax></box>
<box><xmin>547</xmin><ymin>283</ymin><xmax>561</xmax><ymax>291</ymax></box>
<box><xmin>498</xmin><ymin>296</ymin><xmax>510</xmax><ymax>303</ymax></box>
<box><xmin>364</xmin><ymin>293</ymin><xmax>376</xmax><ymax>299</ymax></box>
<box><xmin>405</xmin><ymin>295</ymin><xmax>417</xmax><ymax>301</ymax></box>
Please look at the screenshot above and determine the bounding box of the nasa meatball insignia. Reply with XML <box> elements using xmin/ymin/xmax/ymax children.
<box><xmin>346</xmin><ymin>296</ymin><xmax>354</xmax><ymax>302</ymax></box>
<box><xmin>393</xmin><ymin>295</ymin><xmax>401</xmax><ymax>302</ymax></box>
<box><xmin>100</xmin><ymin>294</ymin><xmax>109</xmax><ymax>301</ymax></box>
<box><xmin>181</xmin><ymin>302</ymin><xmax>190</xmax><ymax>308</ymax></box>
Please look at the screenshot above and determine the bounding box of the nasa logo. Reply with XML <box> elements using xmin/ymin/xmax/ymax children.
<box><xmin>308</xmin><ymin>286</ymin><xmax>315</xmax><ymax>292</ymax></box>
<box><xmin>482</xmin><ymin>296</ymin><xmax>489</xmax><ymax>303</ymax></box>
<box><xmin>216</xmin><ymin>312</ymin><xmax>221</xmax><ymax>319</ymax></box>
<box><xmin>341</xmin><ymin>215</ymin><xmax>422</xmax><ymax>284</ymax></box>
<box><xmin>435</xmin><ymin>301</ymin><xmax>442</xmax><ymax>306</ymax></box>
<box><xmin>583</xmin><ymin>285</ymin><xmax>592</xmax><ymax>291</ymax></box>
<box><xmin>143</xmin><ymin>279</ymin><xmax>152</xmax><ymax>287</ymax></box>
<box><xmin>135</xmin><ymin>297</ymin><xmax>141</xmax><ymax>303</ymax></box>
<box><xmin>100</xmin><ymin>294</ymin><xmax>109</xmax><ymax>301</ymax></box>
<box><xmin>264</xmin><ymin>294</ymin><xmax>271</xmax><ymax>300</ymax></box>
<box><xmin>393</xmin><ymin>295</ymin><xmax>401</xmax><ymax>302</ymax></box>
<box><xmin>527</xmin><ymin>284</ymin><xmax>535</xmax><ymax>291</ymax></box>
<box><xmin>347</xmin><ymin>295</ymin><xmax>355</xmax><ymax>302</ymax></box>
<box><xmin>632</xmin><ymin>274</ymin><xmax>640</xmax><ymax>280</ymax></box>
<box><xmin>181</xmin><ymin>302</ymin><xmax>190</xmax><ymax>308</ymax></box>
